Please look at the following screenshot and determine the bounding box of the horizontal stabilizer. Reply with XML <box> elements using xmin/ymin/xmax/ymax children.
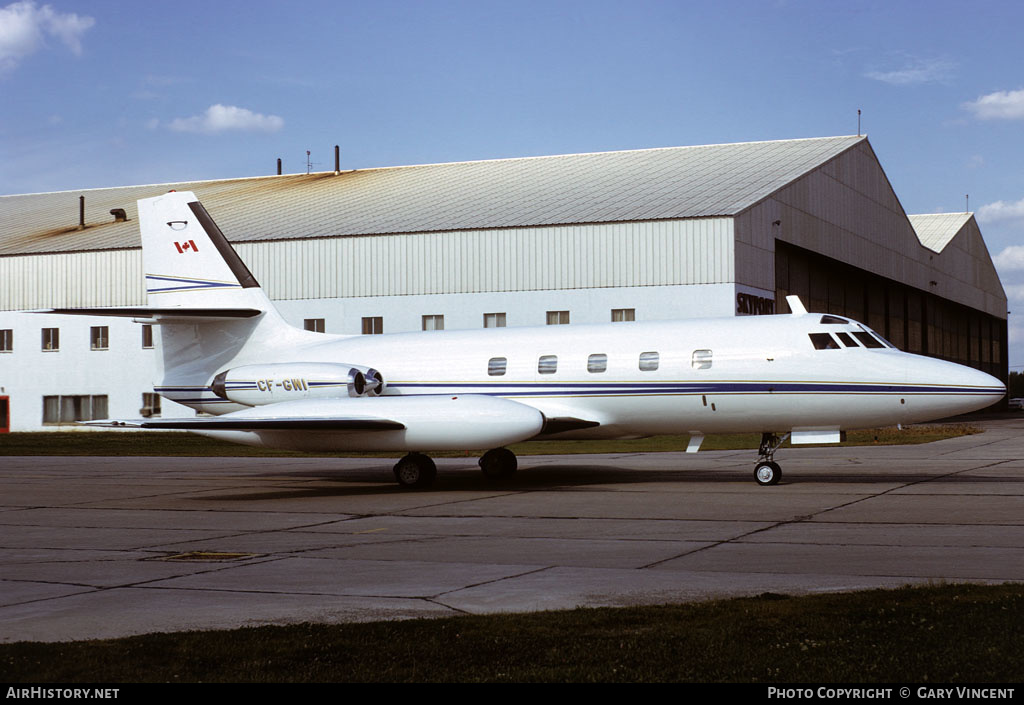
<box><xmin>84</xmin><ymin>417</ymin><xmax>405</xmax><ymax>431</ymax></box>
<box><xmin>38</xmin><ymin>307</ymin><xmax>263</xmax><ymax>322</ymax></box>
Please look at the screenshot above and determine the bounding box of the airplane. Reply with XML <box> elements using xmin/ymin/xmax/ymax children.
<box><xmin>45</xmin><ymin>190</ymin><xmax>1006</xmax><ymax>488</ymax></box>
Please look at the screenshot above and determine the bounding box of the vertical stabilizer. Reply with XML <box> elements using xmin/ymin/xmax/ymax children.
<box><xmin>137</xmin><ymin>191</ymin><xmax>316</xmax><ymax>413</ymax></box>
<box><xmin>140</xmin><ymin>191</ymin><xmax>265</xmax><ymax>310</ymax></box>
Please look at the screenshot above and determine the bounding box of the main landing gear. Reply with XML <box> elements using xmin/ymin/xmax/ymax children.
<box><xmin>392</xmin><ymin>447</ymin><xmax>519</xmax><ymax>488</ymax></box>
<box><xmin>393</xmin><ymin>452</ymin><xmax>437</xmax><ymax>488</ymax></box>
<box><xmin>479</xmin><ymin>447</ymin><xmax>517</xmax><ymax>480</ymax></box>
<box><xmin>754</xmin><ymin>432</ymin><xmax>790</xmax><ymax>486</ymax></box>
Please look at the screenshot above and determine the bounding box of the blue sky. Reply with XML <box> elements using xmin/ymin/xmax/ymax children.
<box><xmin>3</xmin><ymin>0</ymin><xmax>1024</xmax><ymax>365</ymax></box>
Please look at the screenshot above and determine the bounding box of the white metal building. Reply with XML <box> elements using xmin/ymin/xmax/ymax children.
<box><xmin>0</xmin><ymin>135</ymin><xmax>1007</xmax><ymax>431</ymax></box>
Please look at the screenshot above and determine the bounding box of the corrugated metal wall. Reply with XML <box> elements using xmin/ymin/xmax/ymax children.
<box><xmin>734</xmin><ymin>140</ymin><xmax>1006</xmax><ymax>319</ymax></box>
<box><xmin>0</xmin><ymin>218</ymin><xmax>735</xmax><ymax>309</ymax></box>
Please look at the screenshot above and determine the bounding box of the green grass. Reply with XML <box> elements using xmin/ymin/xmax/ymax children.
<box><xmin>1</xmin><ymin>583</ymin><xmax>1019</xmax><ymax>682</ymax></box>
<box><xmin>0</xmin><ymin>424</ymin><xmax>980</xmax><ymax>457</ymax></box>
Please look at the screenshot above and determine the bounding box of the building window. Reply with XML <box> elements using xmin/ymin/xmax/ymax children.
<box><xmin>587</xmin><ymin>353</ymin><xmax>608</xmax><ymax>373</ymax></box>
<box><xmin>41</xmin><ymin>328</ymin><xmax>59</xmax><ymax>351</ymax></box>
<box><xmin>422</xmin><ymin>315</ymin><xmax>444</xmax><ymax>331</ymax></box>
<box><xmin>90</xmin><ymin>326</ymin><xmax>109</xmax><ymax>351</ymax></box>
<box><xmin>0</xmin><ymin>329</ymin><xmax>12</xmax><ymax>353</ymax></box>
<box><xmin>362</xmin><ymin>317</ymin><xmax>383</xmax><ymax>335</ymax></box>
<box><xmin>639</xmin><ymin>351</ymin><xmax>659</xmax><ymax>371</ymax></box>
<box><xmin>142</xmin><ymin>324</ymin><xmax>154</xmax><ymax>349</ymax></box>
<box><xmin>304</xmin><ymin>318</ymin><xmax>325</xmax><ymax>333</ymax></box>
<box><xmin>538</xmin><ymin>354</ymin><xmax>558</xmax><ymax>374</ymax></box>
<box><xmin>611</xmin><ymin>308</ymin><xmax>635</xmax><ymax>322</ymax></box>
<box><xmin>483</xmin><ymin>312</ymin><xmax>506</xmax><ymax>328</ymax></box>
<box><xmin>140</xmin><ymin>392</ymin><xmax>161</xmax><ymax>418</ymax></box>
<box><xmin>42</xmin><ymin>395</ymin><xmax>108</xmax><ymax>424</ymax></box>
<box><xmin>488</xmin><ymin>357</ymin><xmax>507</xmax><ymax>376</ymax></box>
<box><xmin>546</xmin><ymin>311</ymin><xmax>570</xmax><ymax>325</ymax></box>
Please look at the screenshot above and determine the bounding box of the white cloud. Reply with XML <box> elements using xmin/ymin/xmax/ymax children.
<box><xmin>864</xmin><ymin>58</ymin><xmax>954</xmax><ymax>85</ymax></box>
<box><xmin>962</xmin><ymin>89</ymin><xmax>1024</xmax><ymax>120</ymax></box>
<box><xmin>0</xmin><ymin>1</ymin><xmax>94</xmax><ymax>73</ymax></box>
<box><xmin>993</xmin><ymin>246</ymin><xmax>1024</xmax><ymax>272</ymax></box>
<box><xmin>977</xmin><ymin>198</ymin><xmax>1024</xmax><ymax>225</ymax></box>
<box><xmin>168</xmin><ymin>104</ymin><xmax>284</xmax><ymax>134</ymax></box>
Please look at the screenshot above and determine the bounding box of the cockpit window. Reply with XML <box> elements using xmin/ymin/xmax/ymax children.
<box><xmin>861</xmin><ymin>326</ymin><xmax>896</xmax><ymax>348</ymax></box>
<box><xmin>836</xmin><ymin>332</ymin><xmax>858</xmax><ymax>347</ymax></box>
<box><xmin>809</xmin><ymin>333</ymin><xmax>840</xmax><ymax>350</ymax></box>
<box><xmin>820</xmin><ymin>315</ymin><xmax>849</xmax><ymax>324</ymax></box>
<box><xmin>853</xmin><ymin>331</ymin><xmax>884</xmax><ymax>349</ymax></box>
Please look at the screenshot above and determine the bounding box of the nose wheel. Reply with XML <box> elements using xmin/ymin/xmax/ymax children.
<box><xmin>753</xmin><ymin>432</ymin><xmax>789</xmax><ymax>486</ymax></box>
<box><xmin>754</xmin><ymin>460</ymin><xmax>781</xmax><ymax>486</ymax></box>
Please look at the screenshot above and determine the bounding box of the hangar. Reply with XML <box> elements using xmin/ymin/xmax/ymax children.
<box><xmin>0</xmin><ymin>135</ymin><xmax>1008</xmax><ymax>431</ymax></box>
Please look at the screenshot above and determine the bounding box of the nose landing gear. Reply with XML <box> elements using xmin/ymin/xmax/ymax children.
<box><xmin>754</xmin><ymin>432</ymin><xmax>790</xmax><ymax>486</ymax></box>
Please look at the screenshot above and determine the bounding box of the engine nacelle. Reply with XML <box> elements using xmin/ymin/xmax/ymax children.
<box><xmin>211</xmin><ymin>362</ymin><xmax>384</xmax><ymax>406</ymax></box>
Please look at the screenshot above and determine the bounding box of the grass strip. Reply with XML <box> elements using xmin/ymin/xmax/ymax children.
<box><xmin>1</xmin><ymin>583</ymin><xmax>1019</xmax><ymax>682</ymax></box>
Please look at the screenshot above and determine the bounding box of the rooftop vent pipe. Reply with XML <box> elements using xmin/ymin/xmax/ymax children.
<box><xmin>334</xmin><ymin>145</ymin><xmax>340</xmax><ymax>174</ymax></box>
<box><xmin>110</xmin><ymin>208</ymin><xmax>128</xmax><ymax>222</ymax></box>
<box><xmin>78</xmin><ymin>196</ymin><xmax>85</xmax><ymax>230</ymax></box>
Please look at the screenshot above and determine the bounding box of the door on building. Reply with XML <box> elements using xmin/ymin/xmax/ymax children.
<box><xmin>0</xmin><ymin>396</ymin><xmax>8</xmax><ymax>433</ymax></box>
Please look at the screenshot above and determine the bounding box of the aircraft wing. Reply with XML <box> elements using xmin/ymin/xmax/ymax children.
<box><xmin>84</xmin><ymin>417</ymin><xmax>405</xmax><ymax>431</ymax></box>
<box><xmin>83</xmin><ymin>395</ymin><xmax>547</xmax><ymax>452</ymax></box>
<box><xmin>37</xmin><ymin>307</ymin><xmax>262</xmax><ymax>322</ymax></box>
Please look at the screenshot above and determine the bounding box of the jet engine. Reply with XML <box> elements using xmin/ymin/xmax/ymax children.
<box><xmin>211</xmin><ymin>362</ymin><xmax>384</xmax><ymax>406</ymax></box>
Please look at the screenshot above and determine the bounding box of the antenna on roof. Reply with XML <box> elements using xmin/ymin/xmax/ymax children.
<box><xmin>857</xmin><ymin>109</ymin><xmax>861</xmax><ymax>136</ymax></box>
<box><xmin>304</xmin><ymin>150</ymin><xmax>321</xmax><ymax>174</ymax></box>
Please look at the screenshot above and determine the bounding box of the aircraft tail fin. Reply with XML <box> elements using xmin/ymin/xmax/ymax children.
<box><xmin>140</xmin><ymin>191</ymin><xmax>268</xmax><ymax>311</ymax></box>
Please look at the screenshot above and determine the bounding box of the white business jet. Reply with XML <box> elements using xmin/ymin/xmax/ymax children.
<box><xmin>50</xmin><ymin>191</ymin><xmax>1005</xmax><ymax>487</ymax></box>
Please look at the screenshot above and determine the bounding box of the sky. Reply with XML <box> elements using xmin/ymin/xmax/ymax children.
<box><xmin>2</xmin><ymin>0</ymin><xmax>1024</xmax><ymax>366</ymax></box>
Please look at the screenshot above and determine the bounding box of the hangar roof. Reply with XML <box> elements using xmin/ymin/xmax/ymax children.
<box><xmin>909</xmin><ymin>212</ymin><xmax>974</xmax><ymax>253</ymax></box>
<box><xmin>0</xmin><ymin>135</ymin><xmax>868</xmax><ymax>256</ymax></box>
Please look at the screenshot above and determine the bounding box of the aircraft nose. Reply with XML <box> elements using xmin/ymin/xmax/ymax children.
<box><xmin>905</xmin><ymin>356</ymin><xmax>1005</xmax><ymax>421</ymax></box>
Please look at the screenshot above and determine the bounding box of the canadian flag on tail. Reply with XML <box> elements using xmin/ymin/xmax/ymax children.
<box><xmin>174</xmin><ymin>240</ymin><xmax>198</xmax><ymax>254</ymax></box>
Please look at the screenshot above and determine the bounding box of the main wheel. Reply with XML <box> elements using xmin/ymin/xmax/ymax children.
<box><xmin>393</xmin><ymin>452</ymin><xmax>437</xmax><ymax>488</ymax></box>
<box><xmin>754</xmin><ymin>461</ymin><xmax>782</xmax><ymax>486</ymax></box>
<box><xmin>479</xmin><ymin>447</ymin><xmax>517</xmax><ymax>479</ymax></box>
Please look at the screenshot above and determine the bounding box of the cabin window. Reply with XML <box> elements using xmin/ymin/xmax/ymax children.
<box><xmin>90</xmin><ymin>326</ymin><xmax>109</xmax><ymax>351</ymax></box>
<box><xmin>141</xmin><ymin>324</ymin><xmax>154</xmax><ymax>349</ymax></box>
<box><xmin>836</xmin><ymin>332</ymin><xmax>858</xmax><ymax>347</ymax></box>
<box><xmin>488</xmin><ymin>357</ymin><xmax>507</xmax><ymax>376</ymax></box>
<box><xmin>692</xmin><ymin>349</ymin><xmax>713</xmax><ymax>369</ymax></box>
<box><xmin>587</xmin><ymin>353</ymin><xmax>608</xmax><ymax>373</ymax></box>
<box><xmin>304</xmin><ymin>318</ymin><xmax>325</xmax><ymax>333</ymax></box>
<box><xmin>538</xmin><ymin>355</ymin><xmax>558</xmax><ymax>374</ymax></box>
<box><xmin>0</xmin><ymin>329</ymin><xmax>12</xmax><ymax>352</ymax></box>
<box><xmin>611</xmin><ymin>308</ymin><xmax>635</xmax><ymax>322</ymax></box>
<box><xmin>853</xmin><ymin>331</ymin><xmax>885</xmax><ymax>349</ymax></box>
<box><xmin>820</xmin><ymin>315</ymin><xmax>848</xmax><ymax>324</ymax></box>
<box><xmin>362</xmin><ymin>317</ymin><xmax>383</xmax><ymax>334</ymax></box>
<box><xmin>809</xmin><ymin>333</ymin><xmax>840</xmax><ymax>350</ymax></box>
<box><xmin>422</xmin><ymin>315</ymin><xmax>444</xmax><ymax>331</ymax></box>
<box><xmin>483</xmin><ymin>313</ymin><xmax>506</xmax><ymax>328</ymax></box>
<box><xmin>41</xmin><ymin>328</ymin><xmax>59</xmax><ymax>351</ymax></box>
<box><xmin>639</xmin><ymin>351</ymin><xmax>659</xmax><ymax>371</ymax></box>
<box><xmin>546</xmin><ymin>311</ymin><xmax>570</xmax><ymax>325</ymax></box>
